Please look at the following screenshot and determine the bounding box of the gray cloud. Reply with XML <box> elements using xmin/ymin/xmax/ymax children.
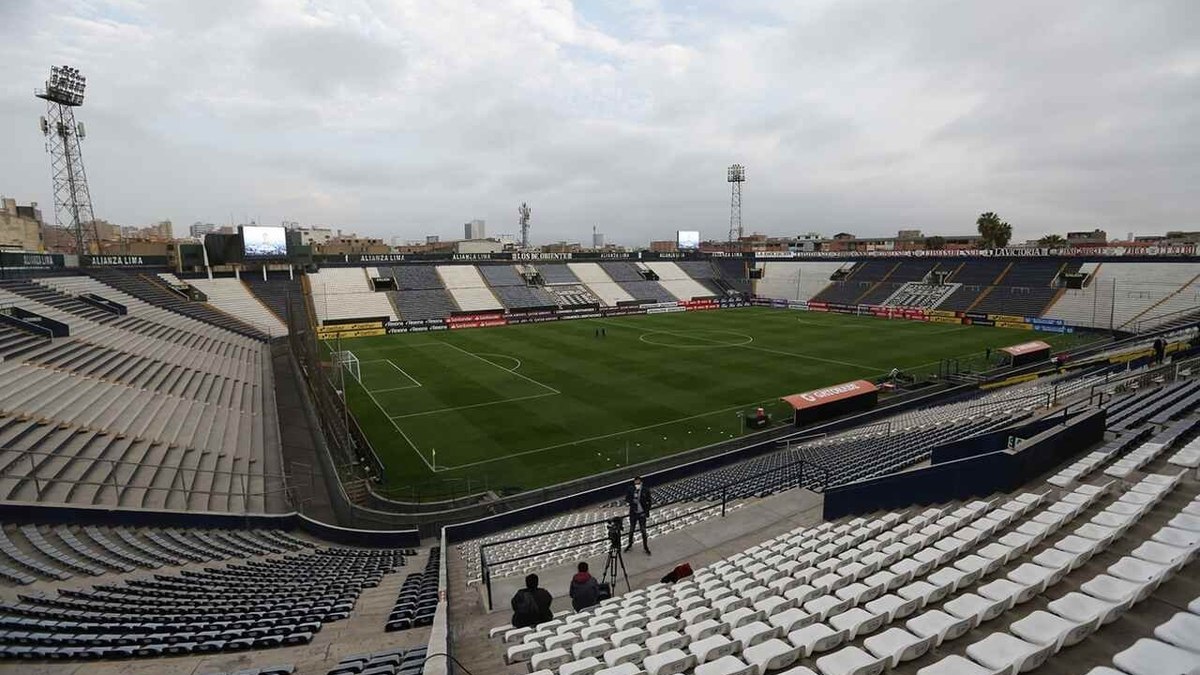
<box><xmin>0</xmin><ymin>0</ymin><xmax>1196</xmax><ymax>246</ymax></box>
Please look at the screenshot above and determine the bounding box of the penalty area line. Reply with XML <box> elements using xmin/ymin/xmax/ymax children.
<box><xmin>437</xmin><ymin>395</ymin><xmax>788</xmax><ymax>471</ymax></box>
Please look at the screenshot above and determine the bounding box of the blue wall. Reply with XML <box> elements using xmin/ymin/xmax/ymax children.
<box><xmin>823</xmin><ymin>408</ymin><xmax>1106</xmax><ymax>520</ymax></box>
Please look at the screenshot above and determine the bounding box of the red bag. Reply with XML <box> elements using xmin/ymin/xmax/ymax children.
<box><xmin>660</xmin><ymin>562</ymin><xmax>694</xmax><ymax>584</ymax></box>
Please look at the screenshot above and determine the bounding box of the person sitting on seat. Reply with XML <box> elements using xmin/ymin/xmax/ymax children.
<box><xmin>511</xmin><ymin>573</ymin><xmax>553</xmax><ymax>628</ymax></box>
<box><xmin>569</xmin><ymin>562</ymin><xmax>600</xmax><ymax>611</ymax></box>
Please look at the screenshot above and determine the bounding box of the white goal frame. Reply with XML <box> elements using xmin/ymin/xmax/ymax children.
<box><xmin>331</xmin><ymin>350</ymin><xmax>361</xmax><ymax>384</ymax></box>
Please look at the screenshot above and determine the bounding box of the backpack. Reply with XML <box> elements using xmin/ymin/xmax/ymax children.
<box><xmin>513</xmin><ymin>589</ymin><xmax>539</xmax><ymax>620</ymax></box>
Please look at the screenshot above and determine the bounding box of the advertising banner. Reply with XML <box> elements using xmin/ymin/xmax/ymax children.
<box><xmin>928</xmin><ymin>315</ymin><xmax>964</xmax><ymax>325</ymax></box>
<box><xmin>996</xmin><ymin>321</ymin><xmax>1034</xmax><ymax>330</ymax></box>
<box><xmin>787</xmin><ymin>301</ymin><xmax>808</xmax><ymax>311</ymax></box>
<box><xmin>0</xmin><ymin>251</ymin><xmax>62</xmax><ymax>268</ymax></box>
<box><xmin>681</xmin><ymin>299</ymin><xmax>718</xmax><ymax>311</ymax></box>
<box><xmin>318</xmin><ymin>321</ymin><xmax>383</xmax><ymax>338</ymax></box>
<box><xmin>321</xmin><ymin>327</ymin><xmax>386</xmax><ymax>338</ymax></box>
<box><xmin>83</xmin><ymin>255</ymin><xmax>170</xmax><ymax>267</ymax></box>
<box><xmin>988</xmin><ymin>314</ymin><xmax>1027</xmax><ymax>324</ymax></box>
<box><xmin>927</xmin><ymin>309</ymin><xmax>959</xmax><ymax>318</ymax></box>
<box><xmin>1027</xmin><ymin>317</ymin><xmax>1066</xmax><ymax>327</ymax></box>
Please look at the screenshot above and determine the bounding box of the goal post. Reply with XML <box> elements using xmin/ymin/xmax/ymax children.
<box><xmin>331</xmin><ymin>350</ymin><xmax>361</xmax><ymax>384</ymax></box>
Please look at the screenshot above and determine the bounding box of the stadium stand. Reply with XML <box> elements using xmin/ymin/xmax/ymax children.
<box><xmin>645</xmin><ymin>262</ymin><xmax>720</xmax><ymax>301</ymax></box>
<box><xmin>307</xmin><ymin>267</ymin><xmax>397</xmax><ymax>324</ymax></box>
<box><xmin>854</xmin><ymin>260</ymin><xmax>942</xmax><ymax>306</ymax></box>
<box><xmin>617</xmin><ymin>279</ymin><xmax>678</xmax><ymax>303</ymax></box>
<box><xmin>0</xmin><ymin>523</ymin><xmax>422</xmax><ymax>668</ymax></box>
<box><xmin>671</xmin><ymin>260</ymin><xmax>727</xmax><ymax>296</ymax></box>
<box><xmin>476</xmin><ymin>437</ymin><xmax>1200</xmax><ymax>675</ymax></box>
<box><xmin>544</xmin><ymin>283</ymin><xmax>603</xmax><ymax>307</ymax></box>
<box><xmin>569</xmin><ymin>263</ymin><xmax>637</xmax><ymax>306</ymax></box>
<box><xmin>435</xmin><ymin>265</ymin><xmax>503</xmax><ymax>312</ymax></box>
<box><xmin>811</xmin><ymin>260</ymin><xmax>897</xmax><ymax>306</ymax></box>
<box><xmin>390</xmin><ymin>265</ymin><xmax>445</xmax><ymax>290</ymax></box>
<box><xmin>969</xmin><ymin>259</ymin><xmax>1076</xmax><ymax>317</ymax></box>
<box><xmin>477</xmin><ymin>264</ymin><xmax>526</xmax><ymax>287</ymax></box>
<box><xmin>1046</xmin><ymin>262</ymin><xmax>1200</xmax><ymax>330</ymax></box>
<box><xmin>493</xmin><ymin>285</ymin><xmax>558</xmax><ymax>310</ymax></box>
<box><xmin>535</xmin><ymin>264</ymin><xmax>582</xmax><ymax>284</ymax></box>
<box><xmin>712</xmin><ymin>258</ymin><xmax>752</xmax><ymax>295</ymax></box>
<box><xmin>474</xmin><ymin>264</ymin><xmax>558</xmax><ymax>309</ymax></box>
<box><xmin>83</xmin><ymin>268</ymin><xmax>268</xmax><ymax>339</ymax></box>
<box><xmin>755</xmin><ymin>262</ymin><xmax>848</xmax><ymax>302</ymax></box>
<box><xmin>456</xmin><ymin>369</ymin><xmax>1117</xmax><ymax>586</ymax></box>
<box><xmin>186</xmin><ymin>277</ymin><xmax>289</xmax><ymax>336</ymax></box>
<box><xmin>459</xmin><ymin>501</ymin><xmax>742</xmax><ymax>584</ymax></box>
<box><xmin>594</xmin><ymin>261</ymin><xmax>679</xmax><ymax>302</ymax></box>
<box><xmin>0</xmin><ymin>324</ymin><xmax>49</xmax><ymax>361</ymax></box>
<box><xmin>938</xmin><ymin>260</ymin><xmax>1011</xmax><ymax>312</ymax></box>
<box><xmin>882</xmin><ymin>281</ymin><xmax>959</xmax><ymax>309</ymax></box>
<box><xmin>386</xmin><ymin>547</ymin><xmax>441</xmax><ymax>631</ymax></box>
<box><xmin>390</xmin><ymin>288</ymin><xmax>459</xmax><ymax>321</ymax></box>
<box><xmin>243</xmin><ymin>274</ymin><xmax>302</xmax><ymax>324</ymax></box>
<box><xmin>0</xmin><ymin>276</ymin><xmax>276</xmax><ymax>513</ymax></box>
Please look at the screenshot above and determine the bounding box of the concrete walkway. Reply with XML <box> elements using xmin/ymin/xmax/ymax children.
<box><xmin>449</xmin><ymin>488</ymin><xmax>824</xmax><ymax>675</ymax></box>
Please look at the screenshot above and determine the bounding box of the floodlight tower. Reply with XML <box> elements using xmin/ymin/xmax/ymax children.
<box><xmin>727</xmin><ymin>164</ymin><xmax>745</xmax><ymax>250</ymax></box>
<box><xmin>518</xmin><ymin>202</ymin><xmax>532</xmax><ymax>249</ymax></box>
<box><xmin>36</xmin><ymin>65</ymin><xmax>98</xmax><ymax>255</ymax></box>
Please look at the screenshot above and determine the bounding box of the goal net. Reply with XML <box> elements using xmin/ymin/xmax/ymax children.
<box><xmin>331</xmin><ymin>350</ymin><xmax>361</xmax><ymax>384</ymax></box>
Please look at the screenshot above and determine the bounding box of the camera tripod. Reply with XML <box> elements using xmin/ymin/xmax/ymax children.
<box><xmin>602</xmin><ymin>520</ymin><xmax>631</xmax><ymax>595</ymax></box>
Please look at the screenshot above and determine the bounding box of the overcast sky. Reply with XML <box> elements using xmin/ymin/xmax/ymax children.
<box><xmin>1</xmin><ymin>1</ymin><xmax>1196</xmax><ymax>246</ymax></box>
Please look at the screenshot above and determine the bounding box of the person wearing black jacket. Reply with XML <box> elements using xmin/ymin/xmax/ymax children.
<box><xmin>624</xmin><ymin>475</ymin><xmax>652</xmax><ymax>554</ymax></box>
<box><xmin>510</xmin><ymin>573</ymin><xmax>553</xmax><ymax>628</ymax></box>
<box><xmin>569</xmin><ymin>562</ymin><xmax>600</xmax><ymax>610</ymax></box>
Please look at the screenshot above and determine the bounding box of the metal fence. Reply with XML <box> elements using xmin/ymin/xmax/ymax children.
<box><xmin>285</xmin><ymin>290</ymin><xmax>387</xmax><ymax>491</ymax></box>
<box><xmin>0</xmin><ymin>446</ymin><xmax>290</xmax><ymax>512</ymax></box>
<box><xmin>477</xmin><ymin>456</ymin><xmax>822</xmax><ymax>609</ymax></box>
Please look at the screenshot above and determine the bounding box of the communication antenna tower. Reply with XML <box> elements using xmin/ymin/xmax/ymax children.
<box><xmin>727</xmin><ymin>164</ymin><xmax>745</xmax><ymax>250</ymax></box>
<box><xmin>37</xmin><ymin>65</ymin><xmax>99</xmax><ymax>255</ymax></box>
<box><xmin>519</xmin><ymin>202</ymin><xmax>532</xmax><ymax>249</ymax></box>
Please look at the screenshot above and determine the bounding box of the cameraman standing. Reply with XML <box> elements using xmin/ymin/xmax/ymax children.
<box><xmin>624</xmin><ymin>476</ymin><xmax>652</xmax><ymax>554</ymax></box>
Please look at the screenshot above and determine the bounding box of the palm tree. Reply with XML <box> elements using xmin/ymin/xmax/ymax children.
<box><xmin>977</xmin><ymin>212</ymin><xmax>1013</xmax><ymax>249</ymax></box>
<box><xmin>1038</xmin><ymin>234</ymin><xmax>1067</xmax><ymax>248</ymax></box>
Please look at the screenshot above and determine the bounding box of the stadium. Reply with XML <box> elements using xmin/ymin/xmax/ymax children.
<box><xmin>2</xmin><ymin>246</ymin><xmax>1199</xmax><ymax>675</ymax></box>
<box><xmin>3</xmin><ymin>5</ymin><xmax>1200</xmax><ymax>675</ymax></box>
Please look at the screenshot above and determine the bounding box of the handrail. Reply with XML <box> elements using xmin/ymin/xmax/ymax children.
<box><xmin>1133</xmin><ymin>305</ymin><xmax>1200</xmax><ymax>334</ymax></box>
<box><xmin>477</xmin><ymin>457</ymin><xmax>818</xmax><ymax>607</ymax></box>
<box><xmin>0</xmin><ymin>445</ymin><xmax>292</xmax><ymax>512</ymax></box>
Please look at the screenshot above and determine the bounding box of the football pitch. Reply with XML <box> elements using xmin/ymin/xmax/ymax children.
<box><xmin>334</xmin><ymin>307</ymin><xmax>1093</xmax><ymax>498</ymax></box>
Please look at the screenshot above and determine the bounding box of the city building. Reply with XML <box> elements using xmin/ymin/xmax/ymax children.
<box><xmin>1066</xmin><ymin>229</ymin><xmax>1108</xmax><ymax>247</ymax></box>
<box><xmin>464</xmin><ymin>219</ymin><xmax>486</xmax><ymax>240</ymax></box>
<box><xmin>190</xmin><ymin>222</ymin><xmax>217</xmax><ymax>239</ymax></box>
<box><xmin>294</xmin><ymin>225</ymin><xmax>337</xmax><ymax>246</ymax></box>
<box><xmin>0</xmin><ymin>197</ymin><xmax>45</xmax><ymax>251</ymax></box>
<box><xmin>316</xmin><ymin>235</ymin><xmax>390</xmax><ymax>255</ymax></box>
<box><xmin>454</xmin><ymin>239</ymin><xmax>504</xmax><ymax>254</ymax></box>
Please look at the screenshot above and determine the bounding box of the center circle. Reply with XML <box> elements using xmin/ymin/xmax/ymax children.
<box><xmin>639</xmin><ymin>330</ymin><xmax>754</xmax><ymax>348</ymax></box>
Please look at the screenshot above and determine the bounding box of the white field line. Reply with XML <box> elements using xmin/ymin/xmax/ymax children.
<box><xmin>593</xmin><ymin>318</ymin><xmax>885</xmax><ymax>372</ymax></box>
<box><xmin>439</xmin><ymin>395</ymin><xmax>789</xmax><ymax>471</ymax></box>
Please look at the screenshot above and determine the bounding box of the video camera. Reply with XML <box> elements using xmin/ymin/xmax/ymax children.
<box><xmin>606</xmin><ymin>516</ymin><xmax>624</xmax><ymax>549</ymax></box>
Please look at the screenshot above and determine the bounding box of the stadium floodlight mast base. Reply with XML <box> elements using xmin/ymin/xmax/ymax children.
<box><xmin>518</xmin><ymin>203</ymin><xmax>532</xmax><ymax>249</ymax></box>
<box><xmin>727</xmin><ymin>164</ymin><xmax>745</xmax><ymax>252</ymax></box>
<box><xmin>36</xmin><ymin>65</ymin><xmax>99</xmax><ymax>256</ymax></box>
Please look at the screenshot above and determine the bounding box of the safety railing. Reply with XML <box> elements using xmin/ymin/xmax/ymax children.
<box><xmin>0</xmin><ymin>445</ymin><xmax>291</xmax><ymax>513</ymax></box>
<box><xmin>477</xmin><ymin>456</ymin><xmax>822</xmax><ymax>608</ymax></box>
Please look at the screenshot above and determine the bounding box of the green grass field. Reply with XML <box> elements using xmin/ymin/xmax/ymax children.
<box><xmin>334</xmin><ymin>308</ymin><xmax>1093</xmax><ymax>498</ymax></box>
